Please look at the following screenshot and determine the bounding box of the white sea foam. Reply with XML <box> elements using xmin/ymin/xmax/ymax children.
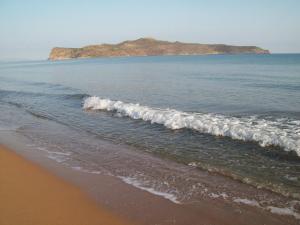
<box><xmin>233</xmin><ymin>198</ymin><xmax>260</xmax><ymax>207</ymax></box>
<box><xmin>36</xmin><ymin>147</ymin><xmax>71</xmax><ymax>163</ymax></box>
<box><xmin>188</xmin><ymin>162</ymin><xmax>198</xmax><ymax>167</ymax></box>
<box><xmin>71</xmin><ymin>166</ymin><xmax>101</xmax><ymax>174</ymax></box>
<box><xmin>83</xmin><ymin>97</ymin><xmax>300</xmax><ymax>156</ymax></box>
<box><xmin>233</xmin><ymin>198</ymin><xmax>300</xmax><ymax>220</ymax></box>
<box><xmin>267</xmin><ymin>206</ymin><xmax>300</xmax><ymax>220</ymax></box>
<box><xmin>119</xmin><ymin>176</ymin><xmax>180</xmax><ymax>204</ymax></box>
<box><xmin>209</xmin><ymin>192</ymin><xmax>228</xmax><ymax>199</ymax></box>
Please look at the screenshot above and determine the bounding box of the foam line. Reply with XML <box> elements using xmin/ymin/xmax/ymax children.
<box><xmin>83</xmin><ymin>96</ymin><xmax>300</xmax><ymax>156</ymax></box>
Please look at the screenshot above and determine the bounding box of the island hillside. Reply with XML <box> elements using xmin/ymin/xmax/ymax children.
<box><xmin>49</xmin><ymin>38</ymin><xmax>270</xmax><ymax>60</ymax></box>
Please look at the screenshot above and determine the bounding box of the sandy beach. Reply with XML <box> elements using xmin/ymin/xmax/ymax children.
<box><xmin>0</xmin><ymin>145</ymin><xmax>132</xmax><ymax>225</ymax></box>
<box><xmin>1</xmin><ymin>140</ymin><xmax>298</xmax><ymax>225</ymax></box>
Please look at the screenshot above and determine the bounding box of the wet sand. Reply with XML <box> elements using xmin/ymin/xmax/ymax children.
<box><xmin>0</xmin><ymin>138</ymin><xmax>298</xmax><ymax>225</ymax></box>
<box><xmin>0</xmin><ymin>145</ymin><xmax>132</xmax><ymax>225</ymax></box>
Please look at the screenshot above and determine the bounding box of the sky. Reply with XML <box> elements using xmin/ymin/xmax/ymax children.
<box><xmin>0</xmin><ymin>0</ymin><xmax>300</xmax><ymax>60</ymax></box>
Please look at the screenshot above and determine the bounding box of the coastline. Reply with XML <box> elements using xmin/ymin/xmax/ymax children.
<box><xmin>48</xmin><ymin>52</ymin><xmax>269</xmax><ymax>61</ymax></box>
<box><xmin>0</xmin><ymin>134</ymin><xmax>299</xmax><ymax>225</ymax></box>
<box><xmin>0</xmin><ymin>144</ymin><xmax>132</xmax><ymax>225</ymax></box>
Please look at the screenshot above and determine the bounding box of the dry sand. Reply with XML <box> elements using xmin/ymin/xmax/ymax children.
<box><xmin>0</xmin><ymin>145</ymin><xmax>133</xmax><ymax>225</ymax></box>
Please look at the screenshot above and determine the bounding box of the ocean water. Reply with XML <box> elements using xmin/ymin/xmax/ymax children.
<box><xmin>0</xmin><ymin>54</ymin><xmax>300</xmax><ymax>217</ymax></box>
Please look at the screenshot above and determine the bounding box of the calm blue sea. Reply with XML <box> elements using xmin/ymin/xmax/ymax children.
<box><xmin>0</xmin><ymin>54</ymin><xmax>299</xmax><ymax>212</ymax></box>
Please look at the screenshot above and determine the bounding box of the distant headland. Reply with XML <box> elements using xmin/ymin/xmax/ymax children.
<box><xmin>48</xmin><ymin>38</ymin><xmax>270</xmax><ymax>60</ymax></box>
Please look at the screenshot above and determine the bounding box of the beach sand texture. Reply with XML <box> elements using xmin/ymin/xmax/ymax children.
<box><xmin>0</xmin><ymin>145</ymin><xmax>132</xmax><ymax>225</ymax></box>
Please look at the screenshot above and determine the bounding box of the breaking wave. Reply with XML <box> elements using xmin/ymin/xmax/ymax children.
<box><xmin>83</xmin><ymin>96</ymin><xmax>300</xmax><ymax>157</ymax></box>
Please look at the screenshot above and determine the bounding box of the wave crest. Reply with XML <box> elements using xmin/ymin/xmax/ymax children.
<box><xmin>83</xmin><ymin>96</ymin><xmax>300</xmax><ymax>156</ymax></box>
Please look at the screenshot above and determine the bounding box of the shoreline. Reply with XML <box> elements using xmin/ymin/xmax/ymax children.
<box><xmin>0</xmin><ymin>138</ymin><xmax>221</xmax><ymax>225</ymax></box>
<box><xmin>48</xmin><ymin>52</ymin><xmax>270</xmax><ymax>61</ymax></box>
<box><xmin>1</xmin><ymin>131</ymin><xmax>299</xmax><ymax>225</ymax></box>
<box><xmin>0</xmin><ymin>144</ymin><xmax>132</xmax><ymax>225</ymax></box>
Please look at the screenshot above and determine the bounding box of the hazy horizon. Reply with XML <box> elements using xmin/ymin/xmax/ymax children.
<box><xmin>1</xmin><ymin>0</ymin><xmax>300</xmax><ymax>60</ymax></box>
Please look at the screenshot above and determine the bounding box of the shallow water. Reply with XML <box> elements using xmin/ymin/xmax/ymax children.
<box><xmin>0</xmin><ymin>54</ymin><xmax>300</xmax><ymax>217</ymax></box>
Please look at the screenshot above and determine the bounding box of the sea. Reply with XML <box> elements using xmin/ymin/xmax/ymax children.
<box><xmin>0</xmin><ymin>54</ymin><xmax>299</xmax><ymax>219</ymax></box>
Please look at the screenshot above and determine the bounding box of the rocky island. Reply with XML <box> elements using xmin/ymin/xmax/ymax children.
<box><xmin>49</xmin><ymin>38</ymin><xmax>269</xmax><ymax>60</ymax></box>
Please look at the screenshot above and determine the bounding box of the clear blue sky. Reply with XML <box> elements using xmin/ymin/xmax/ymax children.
<box><xmin>1</xmin><ymin>0</ymin><xmax>299</xmax><ymax>59</ymax></box>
